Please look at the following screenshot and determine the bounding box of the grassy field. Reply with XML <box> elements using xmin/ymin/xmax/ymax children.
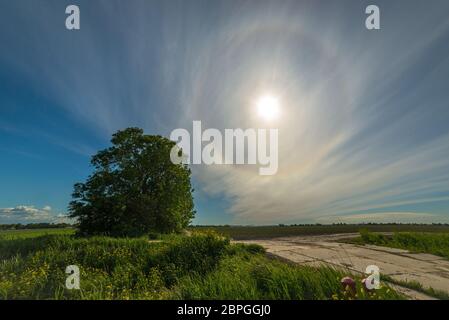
<box><xmin>193</xmin><ymin>224</ymin><xmax>449</xmax><ymax>240</ymax></box>
<box><xmin>349</xmin><ymin>231</ymin><xmax>449</xmax><ymax>299</ymax></box>
<box><xmin>0</xmin><ymin>228</ymin><xmax>75</xmax><ymax>240</ymax></box>
<box><xmin>3</xmin><ymin>224</ymin><xmax>449</xmax><ymax>241</ymax></box>
<box><xmin>352</xmin><ymin>231</ymin><xmax>449</xmax><ymax>260</ymax></box>
<box><xmin>0</xmin><ymin>229</ymin><xmax>402</xmax><ymax>300</ymax></box>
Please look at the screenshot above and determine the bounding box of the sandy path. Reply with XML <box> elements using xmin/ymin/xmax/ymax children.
<box><xmin>235</xmin><ymin>233</ymin><xmax>449</xmax><ymax>300</ymax></box>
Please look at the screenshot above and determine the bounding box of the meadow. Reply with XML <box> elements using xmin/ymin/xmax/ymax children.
<box><xmin>0</xmin><ymin>229</ymin><xmax>402</xmax><ymax>300</ymax></box>
<box><xmin>348</xmin><ymin>231</ymin><xmax>449</xmax><ymax>299</ymax></box>
<box><xmin>352</xmin><ymin>230</ymin><xmax>449</xmax><ymax>260</ymax></box>
<box><xmin>0</xmin><ymin>228</ymin><xmax>74</xmax><ymax>239</ymax></box>
<box><xmin>193</xmin><ymin>224</ymin><xmax>449</xmax><ymax>240</ymax></box>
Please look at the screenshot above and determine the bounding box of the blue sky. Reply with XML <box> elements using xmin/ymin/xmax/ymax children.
<box><xmin>1</xmin><ymin>0</ymin><xmax>449</xmax><ymax>225</ymax></box>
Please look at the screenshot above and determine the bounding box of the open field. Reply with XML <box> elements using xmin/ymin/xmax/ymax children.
<box><xmin>0</xmin><ymin>228</ymin><xmax>75</xmax><ymax>240</ymax></box>
<box><xmin>350</xmin><ymin>231</ymin><xmax>449</xmax><ymax>261</ymax></box>
<box><xmin>3</xmin><ymin>224</ymin><xmax>449</xmax><ymax>241</ymax></box>
<box><xmin>3</xmin><ymin>226</ymin><xmax>449</xmax><ymax>300</ymax></box>
<box><xmin>193</xmin><ymin>224</ymin><xmax>449</xmax><ymax>240</ymax></box>
<box><xmin>0</xmin><ymin>230</ymin><xmax>402</xmax><ymax>300</ymax></box>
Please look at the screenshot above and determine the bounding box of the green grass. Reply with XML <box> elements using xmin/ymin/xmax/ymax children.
<box><xmin>192</xmin><ymin>224</ymin><xmax>449</xmax><ymax>240</ymax></box>
<box><xmin>0</xmin><ymin>228</ymin><xmax>75</xmax><ymax>240</ymax></box>
<box><xmin>348</xmin><ymin>231</ymin><xmax>449</xmax><ymax>299</ymax></box>
<box><xmin>0</xmin><ymin>230</ymin><xmax>403</xmax><ymax>300</ymax></box>
<box><xmin>382</xmin><ymin>275</ymin><xmax>449</xmax><ymax>300</ymax></box>
<box><xmin>0</xmin><ymin>230</ymin><xmax>228</xmax><ymax>299</ymax></box>
<box><xmin>173</xmin><ymin>248</ymin><xmax>403</xmax><ymax>300</ymax></box>
<box><xmin>354</xmin><ymin>230</ymin><xmax>449</xmax><ymax>260</ymax></box>
<box><xmin>4</xmin><ymin>224</ymin><xmax>449</xmax><ymax>241</ymax></box>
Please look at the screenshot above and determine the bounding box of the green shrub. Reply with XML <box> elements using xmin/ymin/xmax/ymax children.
<box><xmin>156</xmin><ymin>231</ymin><xmax>229</xmax><ymax>283</ymax></box>
<box><xmin>0</xmin><ymin>231</ymin><xmax>228</xmax><ymax>299</ymax></box>
<box><xmin>148</xmin><ymin>232</ymin><xmax>162</xmax><ymax>240</ymax></box>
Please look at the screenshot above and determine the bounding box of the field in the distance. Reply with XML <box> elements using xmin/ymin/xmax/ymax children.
<box><xmin>3</xmin><ymin>224</ymin><xmax>449</xmax><ymax>240</ymax></box>
<box><xmin>350</xmin><ymin>231</ymin><xmax>449</xmax><ymax>260</ymax></box>
<box><xmin>0</xmin><ymin>228</ymin><xmax>74</xmax><ymax>239</ymax></box>
<box><xmin>193</xmin><ymin>224</ymin><xmax>449</xmax><ymax>240</ymax></box>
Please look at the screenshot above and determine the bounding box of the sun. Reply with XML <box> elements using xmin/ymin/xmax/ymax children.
<box><xmin>256</xmin><ymin>95</ymin><xmax>280</xmax><ymax>121</ymax></box>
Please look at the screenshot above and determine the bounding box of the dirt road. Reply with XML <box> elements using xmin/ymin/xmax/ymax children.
<box><xmin>236</xmin><ymin>233</ymin><xmax>449</xmax><ymax>300</ymax></box>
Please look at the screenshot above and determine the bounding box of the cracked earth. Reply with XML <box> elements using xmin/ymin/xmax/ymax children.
<box><xmin>236</xmin><ymin>233</ymin><xmax>449</xmax><ymax>300</ymax></box>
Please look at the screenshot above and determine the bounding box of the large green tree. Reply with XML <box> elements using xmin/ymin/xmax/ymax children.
<box><xmin>69</xmin><ymin>128</ymin><xmax>195</xmax><ymax>236</ymax></box>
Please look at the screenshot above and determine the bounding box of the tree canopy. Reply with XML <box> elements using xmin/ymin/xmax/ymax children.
<box><xmin>69</xmin><ymin>128</ymin><xmax>195</xmax><ymax>236</ymax></box>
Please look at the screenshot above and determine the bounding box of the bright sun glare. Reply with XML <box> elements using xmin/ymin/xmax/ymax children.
<box><xmin>257</xmin><ymin>95</ymin><xmax>280</xmax><ymax>121</ymax></box>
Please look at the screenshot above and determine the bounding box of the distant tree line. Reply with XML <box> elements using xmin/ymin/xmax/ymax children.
<box><xmin>0</xmin><ymin>223</ymin><xmax>73</xmax><ymax>230</ymax></box>
<box><xmin>192</xmin><ymin>222</ymin><xmax>449</xmax><ymax>227</ymax></box>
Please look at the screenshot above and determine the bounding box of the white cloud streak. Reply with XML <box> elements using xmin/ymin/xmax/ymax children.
<box><xmin>0</xmin><ymin>205</ymin><xmax>72</xmax><ymax>224</ymax></box>
<box><xmin>2</xmin><ymin>1</ymin><xmax>449</xmax><ymax>224</ymax></box>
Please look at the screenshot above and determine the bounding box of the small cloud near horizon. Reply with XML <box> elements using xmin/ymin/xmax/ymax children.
<box><xmin>0</xmin><ymin>205</ymin><xmax>72</xmax><ymax>224</ymax></box>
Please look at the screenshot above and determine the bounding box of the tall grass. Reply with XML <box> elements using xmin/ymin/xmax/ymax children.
<box><xmin>0</xmin><ymin>231</ymin><xmax>228</xmax><ymax>299</ymax></box>
<box><xmin>173</xmin><ymin>248</ymin><xmax>403</xmax><ymax>300</ymax></box>
<box><xmin>0</xmin><ymin>231</ymin><xmax>403</xmax><ymax>300</ymax></box>
<box><xmin>359</xmin><ymin>230</ymin><xmax>449</xmax><ymax>260</ymax></box>
<box><xmin>193</xmin><ymin>224</ymin><xmax>449</xmax><ymax>240</ymax></box>
<box><xmin>0</xmin><ymin>228</ymin><xmax>74</xmax><ymax>240</ymax></box>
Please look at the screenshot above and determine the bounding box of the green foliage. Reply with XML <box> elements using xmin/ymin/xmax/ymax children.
<box><xmin>357</xmin><ymin>231</ymin><xmax>449</xmax><ymax>260</ymax></box>
<box><xmin>157</xmin><ymin>231</ymin><xmax>229</xmax><ymax>283</ymax></box>
<box><xmin>193</xmin><ymin>224</ymin><xmax>449</xmax><ymax>240</ymax></box>
<box><xmin>382</xmin><ymin>275</ymin><xmax>449</xmax><ymax>300</ymax></box>
<box><xmin>0</xmin><ymin>232</ymin><xmax>226</xmax><ymax>299</ymax></box>
<box><xmin>148</xmin><ymin>232</ymin><xmax>162</xmax><ymax>240</ymax></box>
<box><xmin>173</xmin><ymin>252</ymin><xmax>403</xmax><ymax>300</ymax></box>
<box><xmin>353</xmin><ymin>231</ymin><xmax>449</xmax><ymax>299</ymax></box>
<box><xmin>359</xmin><ymin>228</ymin><xmax>389</xmax><ymax>245</ymax></box>
<box><xmin>69</xmin><ymin>128</ymin><xmax>195</xmax><ymax>236</ymax></box>
<box><xmin>0</xmin><ymin>230</ymin><xmax>402</xmax><ymax>300</ymax></box>
<box><xmin>0</xmin><ymin>228</ymin><xmax>74</xmax><ymax>240</ymax></box>
<box><xmin>226</xmin><ymin>243</ymin><xmax>266</xmax><ymax>255</ymax></box>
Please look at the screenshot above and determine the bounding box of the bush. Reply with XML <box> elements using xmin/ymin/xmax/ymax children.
<box><xmin>0</xmin><ymin>231</ymin><xmax>227</xmax><ymax>299</ymax></box>
<box><xmin>148</xmin><ymin>232</ymin><xmax>162</xmax><ymax>240</ymax></box>
<box><xmin>156</xmin><ymin>231</ymin><xmax>229</xmax><ymax>284</ymax></box>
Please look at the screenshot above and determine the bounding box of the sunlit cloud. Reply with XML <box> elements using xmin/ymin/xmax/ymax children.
<box><xmin>0</xmin><ymin>205</ymin><xmax>71</xmax><ymax>224</ymax></box>
<box><xmin>1</xmin><ymin>1</ymin><xmax>449</xmax><ymax>224</ymax></box>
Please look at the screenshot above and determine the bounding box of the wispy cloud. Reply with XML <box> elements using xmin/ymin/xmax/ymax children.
<box><xmin>177</xmin><ymin>1</ymin><xmax>449</xmax><ymax>224</ymax></box>
<box><xmin>1</xmin><ymin>1</ymin><xmax>449</xmax><ymax>224</ymax></box>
